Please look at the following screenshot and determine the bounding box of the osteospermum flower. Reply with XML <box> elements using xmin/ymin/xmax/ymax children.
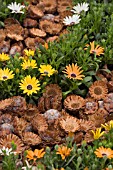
<box><xmin>24</xmin><ymin>49</ymin><xmax>35</xmax><ymax>57</ymax></box>
<box><xmin>19</xmin><ymin>75</ymin><xmax>40</xmax><ymax>96</ymax></box>
<box><xmin>26</xmin><ymin>149</ymin><xmax>45</xmax><ymax>161</ymax></box>
<box><xmin>101</xmin><ymin>120</ymin><xmax>113</xmax><ymax>131</ymax></box>
<box><xmin>0</xmin><ymin>68</ymin><xmax>14</xmax><ymax>81</ymax></box>
<box><xmin>56</xmin><ymin>146</ymin><xmax>72</xmax><ymax>160</ymax></box>
<box><xmin>94</xmin><ymin>147</ymin><xmax>113</xmax><ymax>159</ymax></box>
<box><xmin>21</xmin><ymin>59</ymin><xmax>37</xmax><ymax>70</ymax></box>
<box><xmin>85</xmin><ymin>41</ymin><xmax>104</xmax><ymax>56</ymax></box>
<box><xmin>91</xmin><ymin>128</ymin><xmax>104</xmax><ymax>140</ymax></box>
<box><xmin>71</xmin><ymin>2</ymin><xmax>89</xmax><ymax>14</ymax></box>
<box><xmin>63</xmin><ymin>15</ymin><xmax>81</xmax><ymax>26</ymax></box>
<box><xmin>0</xmin><ymin>146</ymin><xmax>15</xmax><ymax>156</ymax></box>
<box><xmin>63</xmin><ymin>63</ymin><xmax>85</xmax><ymax>80</ymax></box>
<box><xmin>0</xmin><ymin>53</ymin><xmax>10</xmax><ymax>61</ymax></box>
<box><xmin>39</xmin><ymin>64</ymin><xmax>55</xmax><ymax>77</ymax></box>
<box><xmin>7</xmin><ymin>2</ymin><xmax>25</xmax><ymax>14</ymax></box>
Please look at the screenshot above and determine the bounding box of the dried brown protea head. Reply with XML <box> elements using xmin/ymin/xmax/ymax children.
<box><xmin>39</xmin><ymin>19</ymin><xmax>63</xmax><ymax>35</ymax></box>
<box><xmin>57</xmin><ymin>0</ymin><xmax>73</xmax><ymax>13</ymax></box>
<box><xmin>89</xmin><ymin>80</ymin><xmax>108</xmax><ymax>100</ymax></box>
<box><xmin>39</xmin><ymin>129</ymin><xmax>62</xmax><ymax>146</ymax></box>
<box><xmin>1</xmin><ymin>123</ymin><xmax>14</xmax><ymax>133</ymax></box>
<box><xmin>107</xmin><ymin>81</ymin><xmax>113</xmax><ymax>92</ymax></box>
<box><xmin>23</xmin><ymin>18</ymin><xmax>38</xmax><ymax>28</ymax></box>
<box><xmin>88</xmin><ymin>112</ymin><xmax>106</xmax><ymax>128</ymax></box>
<box><xmin>31</xmin><ymin>114</ymin><xmax>48</xmax><ymax>133</ymax></box>
<box><xmin>4</xmin><ymin>18</ymin><xmax>20</xmax><ymax>28</ymax></box>
<box><xmin>97</xmin><ymin>108</ymin><xmax>109</xmax><ymax>119</ymax></box>
<box><xmin>0</xmin><ymin>40</ymin><xmax>10</xmax><ymax>53</ymax></box>
<box><xmin>13</xmin><ymin>117</ymin><xmax>30</xmax><ymax>137</ymax></box>
<box><xmin>79</xmin><ymin>110</ymin><xmax>88</xmax><ymax>120</ymax></box>
<box><xmin>0</xmin><ymin>29</ymin><xmax>6</xmax><ymax>41</ymax></box>
<box><xmin>22</xmin><ymin>132</ymin><xmax>41</xmax><ymax>146</ymax></box>
<box><xmin>79</xmin><ymin>119</ymin><xmax>95</xmax><ymax>132</ymax></box>
<box><xmin>46</xmin><ymin>36</ymin><xmax>59</xmax><ymax>43</ymax></box>
<box><xmin>73</xmin><ymin>131</ymin><xmax>84</xmax><ymax>144</ymax></box>
<box><xmin>43</xmin><ymin>109</ymin><xmax>61</xmax><ymax>121</ymax></box>
<box><xmin>23</xmin><ymin>104</ymin><xmax>40</xmax><ymax>121</ymax></box>
<box><xmin>0</xmin><ymin>114</ymin><xmax>14</xmax><ymax>134</ymax></box>
<box><xmin>0</xmin><ymin>98</ymin><xmax>14</xmax><ymax>112</ymax></box>
<box><xmin>64</xmin><ymin>94</ymin><xmax>85</xmax><ymax>111</ymax></box>
<box><xmin>96</xmin><ymin>72</ymin><xmax>108</xmax><ymax>83</ymax></box>
<box><xmin>84</xmin><ymin>98</ymin><xmax>98</xmax><ymax>114</ymax></box>
<box><xmin>28</xmin><ymin>5</ymin><xmax>44</xmax><ymax>19</ymax></box>
<box><xmin>0</xmin><ymin>134</ymin><xmax>24</xmax><ymax>153</ymax></box>
<box><xmin>39</xmin><ymin>0</ymin><xmax>57</xmax><ymax>13</ymax></box>
<box><xmin>11</xmin><ymin>96</ymin><xmax>27</xmax><ymax>113</ymax></box>
<box><xmin>59</xmin><ymin>116</ymin><xmax>80</xmax><ymax>133</ymax></box>
<box><xmin>29</xmin><ymin>28</ymin><xmax>46</xmax><ymax>38</ymax></box>
<box><xmin>24</xmin><ymin>37</ymin><xmax>35</xmax><ymax>50</ymax></box>
<box><xmin>9</xmin><ymin>44</ymin><xmax>22</xmax><ymax>56</ymax></box>
<box><xmin>38</xmin><ymin>96</ymin><xmax>45</xmax><ymax>113</ymax></box>
<box><xmin>104</xmin><ymin>93</ymin><xmax>113</xmax><ymax>113</ymax></box>
<box><xmin>42</xmin><ymin>14</ymin><xmax>56</xmax><ymax>22</ymax></box>
<box><xmin>0</xmin><ymin>129</ymin><xmax>11</xmax><ymax>138</ymax></box>
<box><xmin>43</xmin><ymin>84</ymin><xmax>62</xmax><ymax>99</ymax></box>
<box><xmin>5</xmin><ymin>24</ymin><xmax>24</xmax><ymax>41</ymax></box>
<box><xmin>0</xmin><ymin>114</ymin><xmax>12</xmax><ymax>124</ymax></box>
<box><xmin>50</xmin><ymin>95</ymin><xmax>62</xmax><ymax>111</ymax></box>
<box><xmin>84</xmin><ymin>131</ymin><xmax>94</xmax><ymax>143</ymax></box>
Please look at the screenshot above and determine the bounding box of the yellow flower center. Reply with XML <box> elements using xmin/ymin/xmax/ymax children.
<box><xmin>27</xmin><ymin>85</ymin><xmax>32</xmax><ymax>90</ymax></box>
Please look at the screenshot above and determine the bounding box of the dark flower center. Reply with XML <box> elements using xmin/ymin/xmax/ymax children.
<box><xmin>44</xmin><ymin>71</ymin><xmax>48</xmax><ymax>75</ymax></box>
<box><xmin>3</xmin><ymin>76</ymin><xmax>8</xmax><ymax>80</ymax></box>
<box><xmin>27</xmin><ymin>85</ymin><xmax>32</xmax><ymax>90</ymax></box>
<box><xmin>71</xmin><ymin>73</ymin><xmax>76</xmax><ymax>78</ymax></box>
<box><xmin>94</xmin><ymin>87</ymin><xmax>102</xmax><ymax>95</ymax></box>
<box><xmin>102</xmin><ymin>153</ymin><xmax>107</xmax><ymax>157</ymax></box>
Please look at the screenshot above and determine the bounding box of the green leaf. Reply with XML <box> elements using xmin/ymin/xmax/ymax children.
<box><xmin>83</xmin><ymin>76</ymin><xmax>92</xmax><ymax>83</ymax></box>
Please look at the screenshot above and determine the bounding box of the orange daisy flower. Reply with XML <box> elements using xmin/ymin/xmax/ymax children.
<box><xmin>94</xmin><ymin>146</ymin><xmax>113</xmax><ymax>159</ymax></box>
<box><xmin>56</xmin><ymin>146</ymin><xmax>72</xmax><ymax>160</ymax></box>
<box><xmin>26</xmin><ymin>148</ymin><xmax>45</xmax><ymax>161</ymax></box>
<box><xmin>63</xmin><ymin>63</ymin><xmax>85</xmax><ymax>80</ymax></box>
<box><xmin>85</xmin><ymin>41</ymin><xmax>104</xmax><ymax>56</ymax></box>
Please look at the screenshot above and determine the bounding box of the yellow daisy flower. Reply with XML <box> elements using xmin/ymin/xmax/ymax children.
<box><xmin>21</xmin><ymin>59</ymin><xmax>37</xmax><ymax>70</ymax></box>
<box><xmin>94</xmin><ymin>146</ymin><xmax>113</xmax><ymax>159</ymax></box>
<box><xmin>91</xmin><ymin>128</ymin><xmax>104</xmax><ymax>140</ymax></box>
<box><xmin>24</xmin><ymin>49</ymin><xmax>35</xmax><ymax>57</ymax></box>
<box><xmin>0</xmin><ymin>53</ymin><xmax>10</xmax><ymax>61</ymax></box>
<box><xmin>0</xmin><ymin>68</ymin><xmax>14</xmax><ymax>81</ymax></box>
<box><xmin>19</xmin><ymin>75</ymin><xmax>40</xmax><ymax>96</ymax></box>
<box><xmin>39</xmin><ymin>64</ymin><xmax>55</xmax><ymax>77</ymax></box>
<box><xmin>63</xmin><ymin>63</ymin><xmax>85</xmax><ymax>80</ymax></box>
<box><xmin>56</xmin><ymin>146</ymin><xmax>72</xmax><ymax>160</ymax></box>
<box><xmin>101</xmin><ymin>120</ymin><xmax>113</xmax><ymax>131</ymax></box>
<box><xmin>85</xmin><ymin>41</ymin><xmax>104</xmax><ymax>56</ymax></box>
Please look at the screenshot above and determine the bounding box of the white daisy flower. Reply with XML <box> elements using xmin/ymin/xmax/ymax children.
<box><xmin>0</xmin><ymin>146</ymin><xmax>17</xmax><ymax>156</ymax></box>
<box><xmin>22</xmin><ymin>160</ymin><xmax>37</xmax><ymax>170</ymax></box>
<box><xmin>7</xmin><ymin>2</ymin><xmax>25</xmax><ymax>14</ymax></box>
<box><xmin>71</xmin><ymin>2</ymin><xmax>89</xmax><ymax>14</ymax></box>
<box><xmin>63</xmin><ymin>15</ymin><xmax>81</xmax><ymax>26</ymax></box>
